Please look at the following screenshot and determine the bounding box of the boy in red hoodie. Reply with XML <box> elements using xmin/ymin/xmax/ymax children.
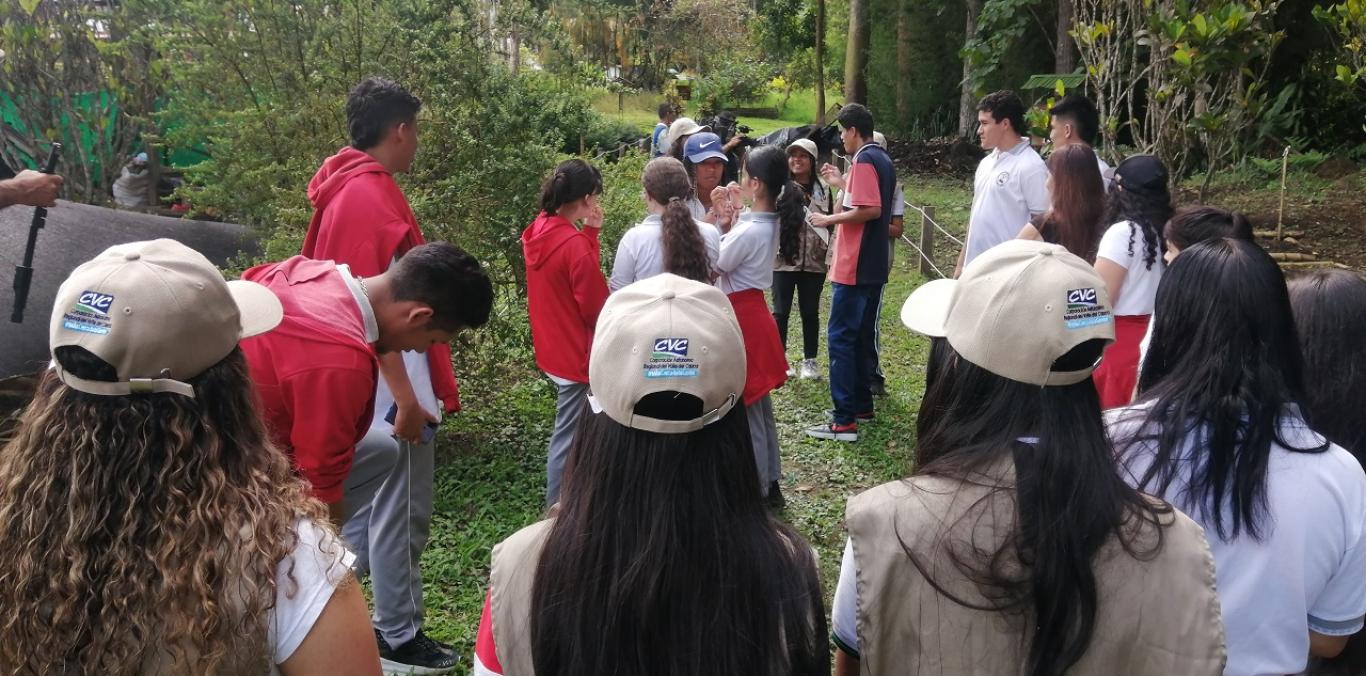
<box><xmin>295</xmin><ymin>78</ymin><xmax>468</xmax><ymax>673</ymax></box>
<box><xmin>241</xmin><ymin>242</ymin><xmax>492</xmax><ymax>674</ymax></box>
<box><xmin>523</xmin><ymin>159</ymin><xmax>608</xmax><ymax>505</ymax></box>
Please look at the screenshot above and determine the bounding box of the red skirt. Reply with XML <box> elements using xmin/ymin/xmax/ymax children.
<box><xmin>728</xmin><ymin>289</ymin><xmax>789</xmax><ymax>405</ymax></box>
<box><xmin>1093</xmin><ymin>314</ymin><xmax>1151</xmax><ymax>410</ymax></box>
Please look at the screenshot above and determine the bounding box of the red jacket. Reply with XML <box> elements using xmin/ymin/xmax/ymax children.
<box><xmin>522</xmin><ymin>211</ymin><xmax>609</xmax><ymax>383</ymax></box>
<box><xmin>301</xmin><ymin>146</ymin><xmax>461</xmax><ymax>413</ymax></box>
<box><xmin>240</xmin><ymin>257</ymin><xmax>377</xmax><ymax>503</ymax></box>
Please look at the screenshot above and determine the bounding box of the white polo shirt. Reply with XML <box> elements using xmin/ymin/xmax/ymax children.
<box><xmin>965</xmin><ymin>139</ymin><xmax>1049</xmax><ymax>264</ymax></box>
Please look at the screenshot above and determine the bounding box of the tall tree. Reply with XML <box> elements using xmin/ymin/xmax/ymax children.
<box><xmin>958</xmin><ymin>0</ymin><xmax>982</xmax><ymax>136</ymax></box>
<box><xmin>1056</xmin><ymin>0</ymin><xmax>1076</xmax><ymax>72</ymax></box>
<box><xmin>844</xmin><ymin>0</ymin><xmax>869</xmax><ymax>103</ymax></box>
<box><xmin>896</xmin><ymin>0</ymin><xmax>912</xmax><ymax>125</ymax></box>
<box><xmin>817</xmin><ymin>0</ymin><xmax>827</xmax><ymax>122</ymax></box>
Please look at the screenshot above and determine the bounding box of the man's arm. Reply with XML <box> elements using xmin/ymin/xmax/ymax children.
<box><xmin>0</xmin><ymin>170</ymin><xmax>63</xmax><ymax>209</ymax></box>
<box><xmin>379</xmin><ymin>352</ymin><xmax>437</xmax><ymax>445</ymax></box>
<box><xmin>809</xmin><ymin>205</ymin><xmax>880</xmax><ymax>228</ymax></box>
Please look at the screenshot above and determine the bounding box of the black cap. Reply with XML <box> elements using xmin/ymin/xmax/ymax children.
<box><xmin>1114</xmin><ymin>154</ymin><xmax>1169</xmax><ymax>196</ymax></box>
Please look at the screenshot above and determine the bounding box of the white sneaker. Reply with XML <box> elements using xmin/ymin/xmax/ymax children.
<box><xmin>798</xmin><ymin>358</ymin><xmax>821</xmax><ymax>380</ymax></box>
<box><xmin>786</xmin><ymin>365</ymin><xmax>796</xmax><ymax>378</ymax></box>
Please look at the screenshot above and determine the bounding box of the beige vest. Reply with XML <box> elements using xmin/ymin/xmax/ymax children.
<box><xmin>489</xmin><ymin>519</ymin><xmax>554</xmax><ymax>676</ymax></box>
<box><xmin>845</xmin><ymin>465</ymin><xmax>1226</xmax><ymax>675</ymax></box>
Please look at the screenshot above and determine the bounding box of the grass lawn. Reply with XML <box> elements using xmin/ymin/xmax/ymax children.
<box><xmin>592</xmin><ymin>87</ymin><xmax>845</xmax><ymax>137</ymax></box>
<box><xmin>413</xmin><ymin>173</ymin><xmax>972</xmax><ymax>673</ymax></box>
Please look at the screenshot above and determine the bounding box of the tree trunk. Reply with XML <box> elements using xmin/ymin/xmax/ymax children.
<box><xmin>895</xmin><ymin>0</ymin><xmax>912</xmax><ymax>127</ymax></box>
<box><xmin>1055</xmin><ymin>0</ymin><xmax>1076</xmax><ymax>73</ymax></box>
<box><xmin>844</xmin><ymin>0</ymin><xmax>869</xmax><ymax>104</ymax></box>
<box><xmin>816</xmin><ymin>0</ymin><xmax>826</xmax><ymax>123</ymax></box>
<box><xmin>958</xmin><ymin>0</ymin><xmax>981</xmax><ymax>137</ymax></box>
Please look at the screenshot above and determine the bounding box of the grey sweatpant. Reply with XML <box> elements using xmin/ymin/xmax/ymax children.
<box><xmin>342</xmin><ymin>426</ymin><xmax>436</xmax><ymax>647</ymax></box>
<box><xmin>545</xmin><ymin>379</ymin><xmax>590</xmax><ymax>506</ymax></box>
<box><xmin>747</xmin><ymin>394</ymin><xmax>781</xmax><ymax>495</ymax></box>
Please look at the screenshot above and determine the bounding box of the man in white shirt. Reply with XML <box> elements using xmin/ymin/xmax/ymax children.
<box><xmin>1048</xmin><ymin>94</ymin><xmax>1113</xmax><ymax>188</ymax></box>
<box><xmin>956</xmin><ymin>90</ymin><xmax>1049</xmax><ymax>276</ymax></box>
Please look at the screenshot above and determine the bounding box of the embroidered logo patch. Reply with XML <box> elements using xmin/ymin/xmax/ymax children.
<box><xmin>63</xmin><ymin>290</ymin><xmax>115</xmax><ymax>335</ymax></box>
<box><xmin>644</xmin><ymin>337</ymin><xmax>699</xmax><ymax>378</ymax></box>
<box><xmin>995</xmin><ymin>171</ymin><xmax>1010</xmax><ymax>186</ymax></box>
<box><xmin>1063</xmin><ymin>287</ymin><xmax>1111</xmax><ymax>329</ymax></box>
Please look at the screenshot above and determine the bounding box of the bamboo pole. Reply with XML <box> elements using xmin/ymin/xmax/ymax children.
<box><xmin>1276</xmin><ymin>145</ymin><xmax>1290</xmax><ymax>240</ymax></box>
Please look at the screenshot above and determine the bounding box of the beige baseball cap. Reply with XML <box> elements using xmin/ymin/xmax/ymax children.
<box><xmin>786</xmin><ymin>138</ymin><xmax>818</xmax><ymax>161</ymax></box>
<box><xmin>588</xmin><ymin>273</ymin><xmax>746</xmax><ymax>434</ymax></box>
<box><xmin>49</xmin><ymin>239</ymin><xmax>283</xmax><ymax>398</ymax></box>
<box><xmin>901</xmin><ymin>239</ymin><xmax>1115</xmax><ymax>386</ymax></box>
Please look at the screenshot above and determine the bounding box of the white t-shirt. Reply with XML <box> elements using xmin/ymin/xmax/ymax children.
<box><xmin>831</xmin><ymin>538</ymin><xmax>859</xmax><ymax>652</ymax></box>
<box><xmin>269</xmin><ymin>519</ymin><xmax>356</xmax><ymax>672</ymax></box>
<box><xmin>609</xmin><ymin>214</ymin><xmax>721</xmax><ymax>291</ymax></box>
<box><xmin>965</xmin><ymin>139</ymin><xmax>1049</xmax><ymax>264</ymax></box>
<box><xmin>1109</xmin><ymin>404</ymin><xmax>1366</xmax><ymax>676</ymax></box>
<box><xmin>350</xmin><ymin>260</ymin><xmax>440</xmax><ymax>432</ymax></box>
<box><xmin>1097</xmin><ymin>156</ymin><xmax>1115</xmax><ymax>190</ymax></box>
<box><xmin>1096</xmin><ymin>221</ymin><xmax>1163</xmax><ymax>316</ymax></box>
<box><xmin>716</xmin><ymin>211</ymin><xmax>779</xmax><ymax>294</ymax></box>
<box><xmin>687</xmin><ymin>196</ymin><xmax>707</xmax><ymax>222</ymax></box>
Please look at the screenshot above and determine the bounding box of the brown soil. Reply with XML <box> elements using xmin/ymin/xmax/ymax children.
<box><xmin>886</xmin><ymin>138</ymin><xmax>985</xmax><ymax>178</ymax></box>
<box><xmin>1178</xmin><ymin>171</ymin><xmax>1366</xmax><ymax>273</ymax></box>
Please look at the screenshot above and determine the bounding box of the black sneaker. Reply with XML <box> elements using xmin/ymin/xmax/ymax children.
<box><xmin>379</xmin><ymin>630</ymin><xmax>460</xmax><ymax>675</ymax></box>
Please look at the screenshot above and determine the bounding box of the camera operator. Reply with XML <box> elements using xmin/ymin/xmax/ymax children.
<box><xmin>0</xmin><ymin>157</ymin><xmax>62</xmax><ymax>210</ymax></box>
<box><xmin>706</xmin><ymin>111</ymin><xmax>755</xmax><ymax>185</ymax></box>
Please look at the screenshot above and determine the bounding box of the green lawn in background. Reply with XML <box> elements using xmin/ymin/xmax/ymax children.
<box><xmin>414</xmin><ymin>173</ymin><xmax>972</xmax><ymax>674</ymax></box>
<box><xmin>592</xmin><ymin>86</ymin><xmax>845</xmax><ymax>138</ymax></box>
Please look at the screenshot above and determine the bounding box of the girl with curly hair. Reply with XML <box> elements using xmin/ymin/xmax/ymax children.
<box><xmin>0</xmin><ymin>240</ymin><xmax>378</xmax><ymax>675</ymax></box>
<box><xmin>1092</xmin><ymin>154</ymin><xmax>1172</xmax><ymax>409</ymax></box>
<box><xmin>610</xmin><ymin>156</ymin><xmax>719</xmax><ymax>289</ymax></box>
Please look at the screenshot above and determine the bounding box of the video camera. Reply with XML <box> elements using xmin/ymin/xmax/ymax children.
<box><xmin>703</xmin><ymin>111</ymin><xmax>756</xmax><ymax>150</ymax></box>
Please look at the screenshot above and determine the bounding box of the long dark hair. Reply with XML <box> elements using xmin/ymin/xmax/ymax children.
<box><xmin>530</xmin><ymin>406</ymin><xmax>829</xmax><ymax>675</ymax></box>
<box><xmin>1126</xmin><ymin>238</ymin><xmax>1328</xmax><ymax>540</ymax></box>
<box><xmin>1164</xmin><ymin>205</ymin><xmax>1253</xmax><ymax>252</ymax></box>
<box><xmin>910</xmin><ymin>339</ymin><xmax>1169</xmax><ymax>676</ymax></box>
<box><xmin>1287</xmin><ymin>269</ymin><xmax>1366</xmax><ymax>463</ymax></box>
<box><xmin>539</xmin><ymin>159</ymin><xmax>602</xmax><ymax>215</ymax></box>
<box><xmin>745</xmin><ymin>145</ymin><xmax>805</xmax><ymax>265</ymax></box>
<box><xmin>1038</xmin><ymin>145</ymin><xmax>1106</xmax><ymax>262</ymax></box>
<box><xmin>642</xmin><ymin>157</ymin><xmax>711</xmax><ymax>283</ymax></box>
<box><xmin>1103</xmin><ymin>170</ymin><xmax>1171</xmax><ymax>272</ymax></box>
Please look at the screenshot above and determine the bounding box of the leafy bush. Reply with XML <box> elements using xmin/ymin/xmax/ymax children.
<box><xmin>694</xmin><ymin>59</ymin><xmax>776</xmax><ymax>110</ymax></box>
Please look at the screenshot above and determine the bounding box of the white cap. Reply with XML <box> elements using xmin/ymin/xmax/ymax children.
<box><xmin>588</xmin><ymin>274</ymin><xmax>746</xmax><ymax>434</ymax></box>
<box><xmin>50</xmin><ymin>239</ymin><xmax>282</xmax><ymax>398</ymax></box>
<box><xmin>663</xmin><ymin>117</ymin><xmax>708</xmax><ymax>152</ymax></box>
<box><xmin>786</xmin><ymin>138</ymin><xmax>818</xmax><ymax>161</ymax></box>
<box><xmin>901</xmin><ymin>239</ymin><xmax>1115</xmax><ymax>386</ymax></box>
<box><xmin>873</xmin><ymin>131</ymin><xmax>887</xmax><ymax>146</ymax></box>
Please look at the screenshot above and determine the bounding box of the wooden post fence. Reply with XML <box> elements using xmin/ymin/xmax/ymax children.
<box><xmin>918</xmin><ymin>205</ymin><xmax>936</xmax><ymax>277</ymax></box>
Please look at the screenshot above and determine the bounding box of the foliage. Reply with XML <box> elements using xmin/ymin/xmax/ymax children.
<box><xmin>1314</xmin><ymin>0</ymin><xmax>1366</xmax><ymax>133</ymax></box>
<box><xmin>962</xmin><ymin>0</ymin><xmax>1047</xmax><ymax>91</ymax></box>
<box><xmin>0</xmin><ymin>0</ymin><xmax>160</xmax><ymax>201</ymax></box>
<box><xmin>1074</xmin><ymin>0</ymin><xmax>1286</xmax><ymax>180</ymax></box>
<box><xmin>692</xmin><ymin>59</ymin><xmax>777</xmax><ymax>109</ymax></box>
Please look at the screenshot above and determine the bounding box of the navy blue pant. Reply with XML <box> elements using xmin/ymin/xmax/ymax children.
<box><xmin>828</xmin><ymin>282</ymin><xmax>884</xmax><ymax>425</ymax></box>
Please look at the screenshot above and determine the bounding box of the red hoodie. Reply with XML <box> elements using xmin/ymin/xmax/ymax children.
<box><xmin>301</xmin><ymin>146</ymin><xmax>461</xmax><ymax>413</ymax></box>
<box><xmin>522</xmin><ymin>211</ymin><xmax>609</xmax><ymax>383</ymax></box>
<box><xmin>240</xmin><ymin>257</ymin><xmax>377</xmax><ymax>503</ymax></box>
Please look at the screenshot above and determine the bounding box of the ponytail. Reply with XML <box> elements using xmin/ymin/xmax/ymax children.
<box><xmin>776</xmin><ymin>180</ymin><xmax>805</xmax><ymax>266</ymax></box>
<box><xmin>540</xmin><ymin>159</ymin><xmax>603</xmax><ymax>215</ymax></box>
<box><xmin>643</xmin><ymin>156</ymin><xmax>712</xmax><ymax>283</ymax></box>
<box><xmin>661</xmin><ymin>197</ymin><xmax>712</xmax><ymax>283</ymax></box>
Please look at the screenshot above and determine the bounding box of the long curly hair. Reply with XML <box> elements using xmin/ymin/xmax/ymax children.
<box><xmin>0</xmin><ymin>346</ymin><xmax>328</xmax><ymax>675</ymax></box>
<box><xmin>643</xmin><ymin>157</ymin><xmax>712</xmax><ymax>283</ymax></box>
<box><xmin>1103</xmin><ymin>172</ymin><xmax>1172</xmax><ymax>272</ymax></box>
<box><xmin>744</xmin><ymin>145</ymin><xmax>805</xmax><ymax>265</ymax></box>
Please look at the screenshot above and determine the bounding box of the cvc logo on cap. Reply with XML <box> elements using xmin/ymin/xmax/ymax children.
<box><xmin>1063</xmin><ymin>287</ymin><xmax>1110</xmax><ymax>329</ymax></box>
<box><xmin>653</xmin><ymin>337</ymin><xmax>689</xmax><ymax>359</ymax></box>
<box><xmin>77</xmin><ymin>290</ymin><xmax>115</xmax><ymax>317</ymax></box>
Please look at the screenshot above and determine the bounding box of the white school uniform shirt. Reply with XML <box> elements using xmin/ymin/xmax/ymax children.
<box><xmin>1097</xmin><ymin>155</ymin><xmax>1115</xmax><ymax>190</ymax></box>
<box><xmin>965</xmin><ymin>138</ymin><xmax>1049</xmax><ymax>264</ymax></box>
<box><xmin>269</xmin><ymin>520</ymin><xmax>355</xmax><ymax>673</ymax></box>
<box><xmin>716</xmin><ymin>211</ymin><xmax>779</xmax><ymax>294</ymax></box>
<box><xmin>345</xmin><ymin>260</ymin><xmax>440</xmax><ymax>430</ymax></box>
<box><xmin>1096</xmin><ymin>221</ymin><xmax>1163</xmax><ymax>316</ymax></box>
<box><xmin>609</xmin><ymin>214</ymin><xmax>720</xmax><ymax>291</ymax></box>
<box><xmin>1109</xmin><ymin>404</ymin><xmax>1366</xmax><ymax>676</ymax></box>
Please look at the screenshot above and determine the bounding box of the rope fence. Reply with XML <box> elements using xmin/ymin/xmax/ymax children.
<box><xmin>901</xmin><ymin>199</ymin><xmax>962</xmax><ymax>247</ymax></box>
<box><xmin>900</xmin><ymin>233</ymin><xmax>946</xmax><ymax>278</ymax></box>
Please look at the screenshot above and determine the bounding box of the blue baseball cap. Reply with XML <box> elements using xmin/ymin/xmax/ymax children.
<box><xmin>685</xmin><ymin>132</ymin><xmax>728</xmax><ymax>164</ymax></box>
